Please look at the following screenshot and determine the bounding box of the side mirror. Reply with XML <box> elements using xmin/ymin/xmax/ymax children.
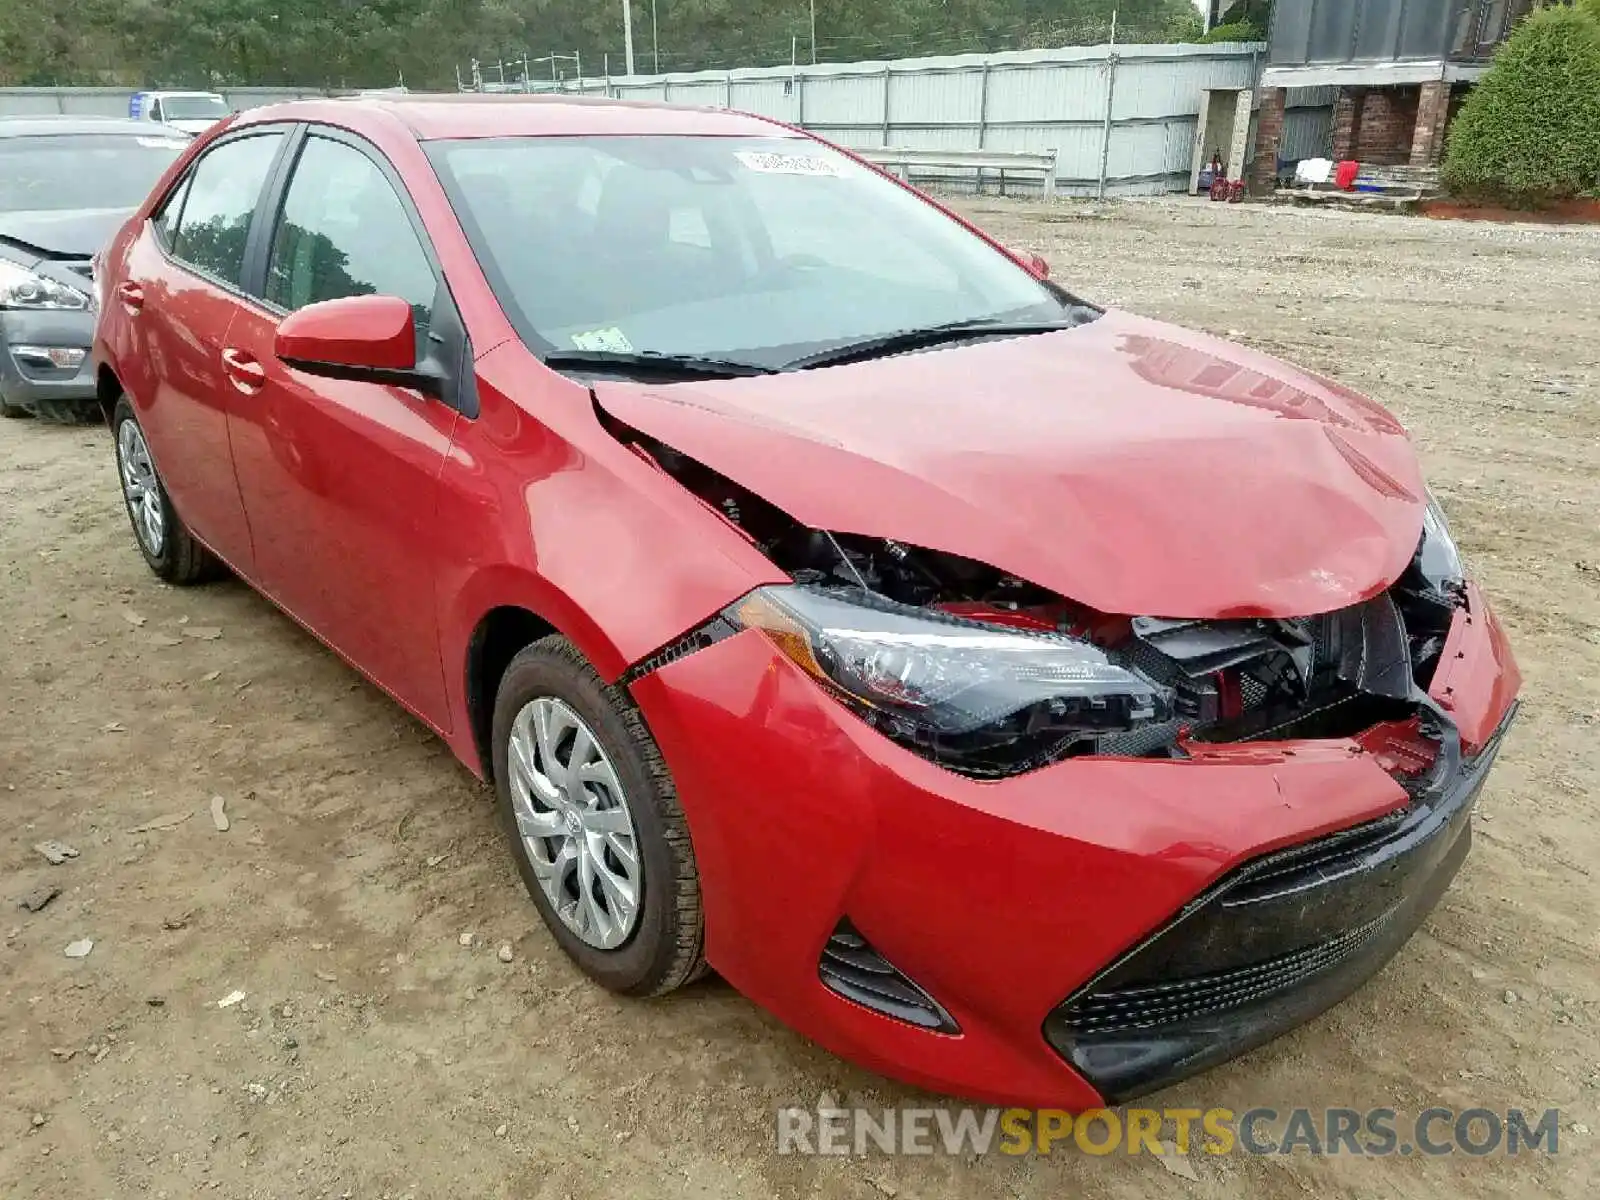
<box><xmin>1023</xmin><ymin>252</ymin><xmax>1051</xmax><ymax>280</ymax></box>
<box><xmin>274</xmin><ymin>294</ymin><xmax>441</xmax><ymax>395</ymax></box>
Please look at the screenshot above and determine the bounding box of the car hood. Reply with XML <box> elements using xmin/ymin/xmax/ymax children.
<box><xmin>0</xmin><ymin>207</ymin><xmax>128</xmax><ymax>262</ymax></box>
<box><xmin>591</xmin><ymin>310</ymin><xmax>1428</xmax><ymax>619</ymax></box>
<box><xmin>164</xmin><ymin>119</ymin><xmax>215</xmax><ymax>136</ymax></box>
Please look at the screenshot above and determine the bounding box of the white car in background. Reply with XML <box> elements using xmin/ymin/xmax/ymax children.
<box><xmin>128</xmin><ymin>91</ymin><xmax>231</xmax><ymax>136</ymax></box>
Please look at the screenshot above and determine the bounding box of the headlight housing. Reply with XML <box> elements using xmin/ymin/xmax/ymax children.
<box><xmin>0</xmin><ymin>260</ymin><xmax>91</xmax><ymax>311</ymax></box>
<box><xmin>1415</xmin><ymin>492</ymin><xmax>1466</xmax><ymax>598</ymax></box>
<box><xmin>731</xmin><ymin>585</ymin><xmax>1170</xmax><ymax>776</ymax></box>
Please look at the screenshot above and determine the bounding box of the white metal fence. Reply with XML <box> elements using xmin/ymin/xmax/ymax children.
<box><xmin>0</xmin><ymin>49</ymin><xmax>1336</xmax><ymax>197</ymax></box>
<box><xmin>551</xmin><ymin>44</ymin><xmax>1271</xmax><ymax>197</ymax></box>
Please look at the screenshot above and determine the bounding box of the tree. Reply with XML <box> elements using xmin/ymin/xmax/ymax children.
<box><xmin>0</xmin><ymin>0</ymin><xmax>1250</xmax><ymax>87</ymax></box>
<box><xmin>1199</xmin><ymin>21</ymin><xmax>1265</xmax><ymax>43</ymax></box>
<box><xmin>1442</xmin><ymin>4</ymin><xmax>1600</xmax><ymax>204</ymax></box>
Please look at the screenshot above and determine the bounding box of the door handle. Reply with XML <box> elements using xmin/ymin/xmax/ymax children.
<box><xmin>116</xmin><ymin>281</ymin><xmax>144</xmax><ymax>314</ymax></box>
<box><xmin>221</xmin><ymin>347</ymin><xmax>267</xmax><ymax>394</ymax></box>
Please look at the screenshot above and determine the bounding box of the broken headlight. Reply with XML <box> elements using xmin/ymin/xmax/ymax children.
<box><xmin>1416</xmin><ymin>493</ymin><xmax>1466</xmax><ymax>598</ymax></box>
<box><xmin>732</xmin><ymin>585</ymin><xmax>1170</xmax><ymax>773</ymax></box>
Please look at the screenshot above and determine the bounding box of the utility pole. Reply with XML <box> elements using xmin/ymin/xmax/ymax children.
<box><xmin>652</xmin><ymin>0</ymin><xmax>660</xmax><ymax>73</ymax></box>
<box><xmin>810</xmin><ymin>0</ymin><xmax>818</xmax><ymax>64</ymax></box>
<box><xmin>623</xmin><ymin>0</ymin><xmax>636</xmax><ymax>75</ymax></box>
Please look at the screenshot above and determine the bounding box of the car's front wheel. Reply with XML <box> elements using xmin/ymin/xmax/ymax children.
<box><xmin>491</xmin><ymin>635</ymin><xmax>706</xmax><ymax>996</ymax></box>
<box><xmin>112</xmin><ymin>398</ymin><xmax>220</xmax><ymax>585</ymax></box>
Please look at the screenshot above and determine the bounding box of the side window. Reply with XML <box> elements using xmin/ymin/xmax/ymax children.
<box><xmin>151</xmin><ymin>171</ymin><xmax>192</xmax><ymax>248</ymax></box>
<box><xmin>264</xmin><ymin>135</ymin><xmax>437</xmax><ymax>337</ymax></box>
<box><xmin>168</xmin><ymin>133</ymin><xmax>285</xmax><ymax>287</ymax></box>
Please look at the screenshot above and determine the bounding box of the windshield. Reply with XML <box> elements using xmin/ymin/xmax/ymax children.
<box><xmin>161</xmin><ymin>96</ymin><xmax>229</xmax><ymax>121</ymax></box>
<box><xmin>0</xmin><ymin>133</ymin><xmax>188</xmax><ymax>214</ymax></box>
<box><xmin>429</xmin><ymin>135</ymin><xmax>1089</xmax><ymax>370</ymax></box>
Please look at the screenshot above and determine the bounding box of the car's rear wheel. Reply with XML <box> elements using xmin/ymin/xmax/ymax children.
<box><xmin>491</xmin><ymin>635</ymin><xmax>706</xmax><ymax>996</ymax></box>
<box><xmin>112</xmin><ymin>398</ymin><xmax>220</xmax><ymax>586</ymax></box>
<box><xmin>0</xmin><ymin>395</ymin><xmax>30</xmax><ymax>419</ymax></box>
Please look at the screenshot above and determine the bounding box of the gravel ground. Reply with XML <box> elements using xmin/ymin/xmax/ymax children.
<box><xmin>2</xmin><ymin>196</ymin><xmax>1598</xmax><ymax>1199</ymax></box>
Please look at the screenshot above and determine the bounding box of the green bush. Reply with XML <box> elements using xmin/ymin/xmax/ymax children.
<box><xmin>1198</xmin><ymin>20</ymin><xmax>1265</xmax><ymax>44</ymax></box>
<box><xmin>1442</xmin><ymin>6</ymin><xmax>1600</xmax><ymax>205</ymax></box>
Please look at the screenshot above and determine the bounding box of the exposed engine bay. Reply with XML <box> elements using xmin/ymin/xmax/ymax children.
<box><xmin>622</xmin><ymin>425</ymin><xmax>1465</xmax><ymax>782</ymax></box>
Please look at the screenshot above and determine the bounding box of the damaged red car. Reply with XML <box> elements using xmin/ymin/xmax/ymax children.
<box><xmin>91</xmin><ymin>95</ymin><xmax>1521</xmax><ymax>1108</ymax></box>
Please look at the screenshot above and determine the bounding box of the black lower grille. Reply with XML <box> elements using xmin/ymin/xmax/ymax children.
<box><xmin>1052</xmin><ymin>908</ymin><xmax>1395</xmax><ymax>1035</ymax></box>
<box><xmin>819</xmin><ymin>920</ymin><xmax>958</xmax><ymax>1033</ymax></box>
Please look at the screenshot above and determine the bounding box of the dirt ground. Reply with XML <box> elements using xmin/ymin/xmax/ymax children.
<box><xmin>2</xmin><ymin>196</ymin><xmax>1598</xmax><ymax>1199</ymax></box>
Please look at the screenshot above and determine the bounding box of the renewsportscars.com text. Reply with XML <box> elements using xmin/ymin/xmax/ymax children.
<box><xmin>776</xmin><ymin>1104</ymin><xmax>1562</xmax><ymax>1157</ymax></box>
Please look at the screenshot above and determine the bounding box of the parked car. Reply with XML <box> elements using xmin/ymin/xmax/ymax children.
<box><xmin>91</xmin><ymin>95</ymin><xmax>1521</xmax><ymax>1108</ymax></box>
<box><xmin>0</xmin><ymin>116</ymin><xmax>189</xmax><ymax>422</ymax></box>
<box><xmin>128</xmin><ymin>90</ymin><xmax>231</xmax><ymax>137</ymax></box>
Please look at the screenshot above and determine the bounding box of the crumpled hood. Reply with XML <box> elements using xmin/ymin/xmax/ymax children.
<box><xmin>0</xmin><ymin>207</ymin><xmax>127</xmax><ymax>261</ymax></box>
<box><xmin>592</xmin><ymin>310</ymin><xmax>1428</xmax><ymax>619</ymax></box>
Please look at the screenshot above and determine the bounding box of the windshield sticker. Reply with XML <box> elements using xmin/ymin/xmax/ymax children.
<box><xmin>570</xmin><ymin>327</ymin><xmax>635</xmax><ymax>353</ymax></box>
<box><xmin>734</xmin><ymin>150</ymin><xmax>844</xmax><ymax>177</ymax></box>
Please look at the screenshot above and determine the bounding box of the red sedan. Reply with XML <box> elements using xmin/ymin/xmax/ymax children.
<box><xmin>91</xmin><ymin>94</ymin><xmax>1521</xmax><ymax>1108</ymax></box>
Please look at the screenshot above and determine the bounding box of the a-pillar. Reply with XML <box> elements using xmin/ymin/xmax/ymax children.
<box><xmin>1249</xmin><ymin>86</ymin><xmax>1286</xmax><ymax>196</ymax></box>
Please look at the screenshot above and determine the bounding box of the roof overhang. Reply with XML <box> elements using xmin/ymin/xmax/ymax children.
<box><xmin>1262</xmin><ymin>60</ymin><xmax>1491</xmax><ymax>89</ymax></box>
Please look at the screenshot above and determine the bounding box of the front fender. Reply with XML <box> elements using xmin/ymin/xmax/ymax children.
<box><xmin>434</xmin><ymin>343</ymin><xmax>786</xmax><ymax>769</ymax></box>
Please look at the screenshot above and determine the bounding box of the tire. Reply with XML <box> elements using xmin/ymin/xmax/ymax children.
<box><xmin>0</xmin><ymin>395</ymin><xmax>31</xmax><ymax>419</ymax></box>
<box><xmin>492</xmin><ymin>635</ymin><xmax>706</xmax><ymax>997</ymax></box>
<box><xmin>30</xmin><ymin>399</ymin><xmax>98</xmax><ymax>425</ymax></box>
<box><xmin>111</xmin><ymin>397</ymin><xmax>221</xmax><ymax>586</ymax></box>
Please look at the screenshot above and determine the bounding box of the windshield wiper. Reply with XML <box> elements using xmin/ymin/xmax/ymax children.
<box><xmin>784</xmin><ymin>318</ymin><xmax>1085</xmax><ymax>371</ymax></box>
<box><xmin>543</xmin><ymin>349</ymin><xmax>775</xmax><ymax>379</ymax></box>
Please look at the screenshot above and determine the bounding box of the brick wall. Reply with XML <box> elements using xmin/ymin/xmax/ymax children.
<box><xmin>1411</xmin><ymin>79</ymin><xmax>1451</xmax><ymax>167</ymax></box>
<box><xmin>1358</xmin><ymin>87</ymin><xmax>1420</xmax><ymax>166</ymax></box>
<box><xmin>1250</xmin><ymin>87</ymin><xmax>1286</xmax><ymax>196</ymax></box>
<box><xmin>1331</xmin><ymin>86</ymin><xmax>1423</xmax><ymax>166</ymax></box>
<box><xmin>1331</xmin><ymin>88</ymin><xmax>1365</xmax><ymax>160</ymax></box>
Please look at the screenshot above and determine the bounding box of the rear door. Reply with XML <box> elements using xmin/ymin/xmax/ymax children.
<box><xmin>223</xmin><ymin>128</ymin><xmax>460</xmax><ymax>728</ymax></box>
<box><xmin>120</xmin><ymin>127</ymin><xmax>291</xmax><ymax>571</ymax></box>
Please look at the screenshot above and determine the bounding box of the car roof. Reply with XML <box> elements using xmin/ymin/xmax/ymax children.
<box><xmin>0</xmin><ymin>114</ymin><xmax>180</xmax><ymax>139</ymax></box>
<box><xmin>238</xmin><ymin>92</ymin><xmax>798</xmax><ymax>141</ymax></box>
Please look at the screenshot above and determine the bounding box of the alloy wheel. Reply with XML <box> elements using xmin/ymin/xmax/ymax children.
<box><xmin>117</xmin><ymin>419</ymin><xmax>165</xmax><ymax>557</ymax></box>
<box><xmin>507</xmin><ymin>696</ymin><xmax>643</xmax><ymax>950</ymax></box>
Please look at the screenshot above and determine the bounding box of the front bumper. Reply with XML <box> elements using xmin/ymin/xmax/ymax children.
<box><xmin>0</xmin><ymin>310</ymin><xmax>98</xmax><ymax>409</ymax></box>
<box><xmin>628</xmin><ymin>587</ymin><xmax>1520</xmax><ymax>1108</ymax></box>
<box><xmin>1044</xmin><ymin>697</ymin><xmax>1516</xmax><ymax>1101</ymax></box>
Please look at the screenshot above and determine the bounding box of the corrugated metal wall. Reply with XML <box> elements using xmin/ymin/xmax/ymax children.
<box><xmin>558</xmin><ymin>43</ymin><xmax>1271</xmax><ymax>197</ymax></box>
<box><xmin>1</xmin><ymin>45</ymin><xmax>1284</xmax><ymax>197</ymax></box>
<box><xmin>1269</xmin><ymin>0</ymin><xmax>1506</xmax><ymax>66</ymax></box>
<box><xmin>1281</xmin><ymin>85</ymin><xmax>1335</xmax><ymax>161</ymax></box>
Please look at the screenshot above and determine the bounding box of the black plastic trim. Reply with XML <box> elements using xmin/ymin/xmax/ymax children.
<box><xmin>618</xmin><ymin>613</ymin><xmax>740</xmax><ymax>688</ymax></box>
<box><xmin>819</xmin><ymin>919</ymin><xmax>959</xmax><ymax>1034</ymax></box>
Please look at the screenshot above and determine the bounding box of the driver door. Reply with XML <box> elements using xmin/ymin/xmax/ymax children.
<box><xmin>223</xmin><ymin>129</ymin><xmax>459</xmax><ymax>729</ymax></box>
